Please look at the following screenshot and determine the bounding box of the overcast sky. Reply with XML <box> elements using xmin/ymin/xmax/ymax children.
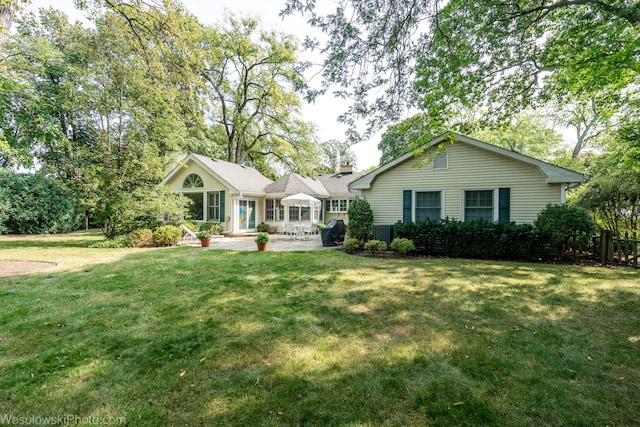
<box><xmin>25</xmin><ymin>0</ymin><xmax>383</xmax><ymax>169</ymax></box>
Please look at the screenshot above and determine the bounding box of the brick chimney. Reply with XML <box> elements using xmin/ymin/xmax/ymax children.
<box><xmin>340</xmin><ymin>162</ymin><xmax>353</xmax><ymax>174</ymax></box>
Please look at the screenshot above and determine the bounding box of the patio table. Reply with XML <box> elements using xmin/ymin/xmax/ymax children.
<box><xmin>294</xmin><ymin>224</ymin><xmax>307</xmax><ymax>240</ymax></box>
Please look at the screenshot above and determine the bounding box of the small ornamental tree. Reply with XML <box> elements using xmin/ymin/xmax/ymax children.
<box><xmin>347</xmin><ymin>198</ymin><xmax>374</xmax><ymax>241</ymax></box>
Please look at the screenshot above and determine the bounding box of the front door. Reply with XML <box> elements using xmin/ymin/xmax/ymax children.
<box><xmin>238</xmin><ymin>199</ymin><xmax>256</xmax><ymax>231</ymax></box>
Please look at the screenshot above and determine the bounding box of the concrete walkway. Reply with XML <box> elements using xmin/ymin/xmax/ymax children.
<box><xmin>180</xmin><ymin>234</ymin><xmax>340</xmax><ymax>252</ymax></box>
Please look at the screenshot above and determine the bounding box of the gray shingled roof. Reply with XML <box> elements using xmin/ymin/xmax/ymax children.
<box><xmin>315</xmin><ymin>172</ymin><xmax>366</xmax><ymax>197</ymax></box>
<box><xmin>164</xmin><ymin>154</ymin><xmax>363</xmax><ymax>197</ymax></box>
<box><xmin>190</xmin><ymin>154</ymin><xmax>273</xmax><ymax>194</ymax></box>
<box><xmin>264</xmin><ymin>173</ymin><xmax>331</xmax><ymax>197</ymax></box>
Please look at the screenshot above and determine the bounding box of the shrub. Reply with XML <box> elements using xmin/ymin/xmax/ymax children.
<box><xmin>256</xmin><ymin>222</ymin><xmax>269</xmax><ymax>232</ymax></box>
<box><xmin>0</xmin><ymin>170</ymin><xmax>82</xmax><ymax>234</ymax></box>
<box><xmin>151</xmin><ymin>225</ymin><xmax>182</xmax><ymax>247</ymax></box>
<box><xmin>364</xmin><ymin>239</ymin><xmax>387</xmax><ymax>252</ymax></box>
<box><xmin>0</xmin><ymin>187</ymin><xmax>9</xmax><ymax>235</ymax></box>
<box><xmin>344</xmin><ymin>238</ymin><xmax>361</xmax><ymax>254</ymax></box>
<box><xmin>390</xmin><ymin>237</ymin><xmax>415</xmax><ymax>255</ymax></box>
<box><xmin>347</xmin><ymin>198</ymin><xmax>374</xmax><ymax>241</ymax></box>
<box><xmin>95</xmin><ymin>185</ymin><xmax>188</xmax><ymax>239</ymax></box>
<box><xmin>90</xmin><ymin>235</ymin><xmax>131</xmax><ymax>248</ymax></box>
<box><xmin>200</xmin><ymin>222</ymin><xmax>223</xmax><ymax>235</ymax></box>
<box><xmin>534</xmin><ymin>204</ymin><xmax>597</xmax><ymax>253</ymax></box>
<box><xmin>179</xmin><ymin>220</ymin><xmax>198</xmax><ymax>232</ymax></box>
<box><xmin>129</xmin><ymin>228</ymin><xmax>153</xmax><ymax>248</ymax></box>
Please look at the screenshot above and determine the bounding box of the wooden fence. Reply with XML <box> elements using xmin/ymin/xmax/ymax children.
<box><xmin>595</xmin><ymin>230</ymin><xmax>639</xmax><ymax>268</ymax></box>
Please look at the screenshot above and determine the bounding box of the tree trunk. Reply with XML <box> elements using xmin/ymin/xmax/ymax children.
<box><xmin>0</xmin><ymin>3</ymin><xmax>15</xmax><ymax>49</ymax></box>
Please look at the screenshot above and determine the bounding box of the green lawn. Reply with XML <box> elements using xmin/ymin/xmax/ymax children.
<box><xmin>1</xmin><ymin>231</ymin><xmax>639</xmax><ymax>426</ymax></box>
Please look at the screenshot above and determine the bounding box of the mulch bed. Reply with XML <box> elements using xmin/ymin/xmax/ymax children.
<box><xmin>0</xmin><ymin>261</ymin><xmax>57</xmax><ymax>278</ymax></box>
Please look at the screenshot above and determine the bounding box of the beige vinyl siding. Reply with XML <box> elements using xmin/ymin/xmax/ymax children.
<box><xmin>164</xmin><ymin>160</ymin><xmax>232</xmax><ymax>230</ymax></box>
<box><xmin>363</xmin><ymin>142</ymin><xmax>563</xmax><ymax>224</ymax></box>
<box><xmin>167</xmin><ymin>161</ymin><xmax>227</xmax><ymax>192</ymax></box>
<box><xmin>325</xmin><ymin>212</ymin><xmax>350</xmax><ymax>225</ymax></box>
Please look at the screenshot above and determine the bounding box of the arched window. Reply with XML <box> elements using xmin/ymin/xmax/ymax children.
<box><xmin>183</xmin><ymin>173</ymin><xmax>203</xmax><ymax>188</ymax></box>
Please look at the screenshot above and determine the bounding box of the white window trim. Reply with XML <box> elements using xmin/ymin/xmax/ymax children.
<box><xmin>413</xmin><ymin>190</ymin><xmax>445</xmax><ymax>222</ymax></box>
<box><xmin>265</xmin><ymin>198</ymin><xmax>285</xmax><ymax>222</ymax></box>
<box><xmin>461</xmin><ymin>188</ymin><xmax>499</xmax><ymax>222</ymax></box>
<box><xmin>234</xmin><ymin>197</ymin><xmax>259</xmax><ymax>232</ymax></box>
<box><xmin>181</xmin><ymin>191</ymin><xmax>205</xmax><ymax>222</ymax></box>
<box><xmin>328</xmin><ymin>198</ymin><xmax>350</xmax><ymax>213</ymax></box>
<box><xmin>207</xmin><ymin>191</ymin><xmax>221</xmax><ymax>222</ymax></box>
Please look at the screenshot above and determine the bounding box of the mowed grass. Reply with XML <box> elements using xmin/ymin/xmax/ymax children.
<box><xmin>1</xmin><ymin>232</ymin><xmax>639</xmax><ymax>426</ymax></box>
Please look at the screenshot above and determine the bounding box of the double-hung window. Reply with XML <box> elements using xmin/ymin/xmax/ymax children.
<box><xmin>464</xmin><ymin>190</ymin><xmax>494</xmax><ymax>222</ymax></box>
<box><xmin>265</xmin><ymin>199</ymin><xmax>284</xmax><ymax>221</ymax></box>
<box><xmin>207</xmin><ymin>192</ymin><xmax>221</xmax><ymax>222</ymax></box>
<box><xmin>289</xmin><ymin>206</ymin><xmax>299</xmax><ymax>221</ymax></box>
<box><xmin>415</xmin><ymin>191</ymin><xmax>442</xmax><ymax>221</ymax></box>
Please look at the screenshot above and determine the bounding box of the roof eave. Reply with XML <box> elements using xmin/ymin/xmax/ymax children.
<box><xmin>348</xmin><ymin>132</ymin><xmax>586</xmax><ymax>189</ymax></box>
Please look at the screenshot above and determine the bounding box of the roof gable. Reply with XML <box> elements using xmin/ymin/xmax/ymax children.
<box><xmin>264</xmin><ymin>173</ymin><xmax>331</xmax><ymax>197</ymax></box>
<box><xmin>162</xmin><ymin>153</ymin><xmax>273</xmax><ymax>194</ymax></box>
<box><xmin>350</xmin><ymin>133</ymin><xmax>584</xmax><ymax>190</ymax></box>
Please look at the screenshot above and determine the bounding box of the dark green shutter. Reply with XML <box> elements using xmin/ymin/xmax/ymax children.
<box><xmin>403</xmin><ymin>190</ymin><xmax>412</xmax><ymax>223</ymax></box>
<box><xmin>498</xmin><ymin>188</ymin><xmax>510</xmax><ymax>223</ymax></box>
<box><xmin>219</xmin><ymin>190</ymin><xmax>225</xmax><ymax>225</ymax></box>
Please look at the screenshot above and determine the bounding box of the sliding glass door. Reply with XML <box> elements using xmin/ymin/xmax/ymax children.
<box><xmin>238</xmin><ymin>199</ymin><xmax>256</xmax><ymax>231</ymax></box>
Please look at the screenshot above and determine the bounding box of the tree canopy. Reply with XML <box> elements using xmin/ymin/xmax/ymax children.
<box><xmin>575</xmin><ymin>122</ymin><xmax>640</xmax><ymax>234</ymax></box>
<box><xmin>1</xmin><ymin>3</ymin><xmax>326</xmax><ymax>236</ymax></box>
<box><xmin>282</xmin><ymin>0</ymin><xmax>640</xmax><ymax>142</ymax></box>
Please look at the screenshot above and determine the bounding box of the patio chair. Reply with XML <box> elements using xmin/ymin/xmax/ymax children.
<box><xmin>180</xmin><ymin>224</ymin><xmax>198</xmax><ymax>242</ymax></box>
<box><xmin>303</xmin><ymin>222</ymin><xmax>316</xmax><ymax>239</ymax></box>
<box><xmin>281</xmin><ymin>222</ymin><xmax>295</xmax><ymax>239</ymax></box>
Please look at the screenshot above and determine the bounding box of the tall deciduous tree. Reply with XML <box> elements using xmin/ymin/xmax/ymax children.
<box><xmin>0</xmin><ymin>0</ymin><xmax>26</xmax><ymax>49</ymax></box>
<box><xmin>318</xmin><ymin>139</ymin><xmax>357</xmax><ymax>173</ymax></box>
<box><xmin>1</xmin><ymin>6</ymin><xmax>195</xmax><ymax>235</ymax></box>
<box><xmin>576</xmin><ymin>123</ymin><xmax>640</xmax><ymax>234</ymax></box>
<box><xmin>377</xmin><ymin>114</ymin><xmax>445</xmax><ymax>165</ymax></box>
<box><xmin>471</xmin><ymin>112</ymin><xmax>563</xmax><ymax>161</ymax></box>
<box><xmin>200</xmin><ymin>15</ymin><xmax>317</xmax><ymax>175</ymax></box>
<box><xmin>0</xmin><ymin>7</ymin><xmax>94</xmax><ymax>171</ymax></box>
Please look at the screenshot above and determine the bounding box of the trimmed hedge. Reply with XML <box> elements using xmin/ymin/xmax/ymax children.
<box><xmin>393</xmin><ymin>219</ymin><xmax>547</xmax><ymax>261</ymax></box>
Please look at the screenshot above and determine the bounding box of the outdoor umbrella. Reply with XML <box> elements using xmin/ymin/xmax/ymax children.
<box><xmin>280</xmin><ymin>192</ymin><xmax>321</xmax><ymax>223</ymax></box>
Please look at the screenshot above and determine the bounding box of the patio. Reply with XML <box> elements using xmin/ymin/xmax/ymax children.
<box><xmin>180</xmin><ymin>233</ymin><xmax>338</xmax><ymax>252</ymax></box>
